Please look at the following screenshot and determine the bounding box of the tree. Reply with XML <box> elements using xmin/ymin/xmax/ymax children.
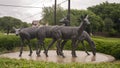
<box><xmin>0</xmin><ymin>16</ymin><xmax>29</xmax><ymax>33</ymax></box>
<box><xmin>104</xmin><ymin>18</ymin><xmax>114</xmax><ymax>32</ymax></box>
<box><xmin>42</xmin><ymin>5</ymin><xmax>66</xmax><ymax>25</ymax></box>
<box><xmin>88</xmin><ymin>1</ymin><xmax>120</xmax><ymax>32</ymax></box>
<box><xmin>66</xmin><ymin>9</ymin><xmax>104</xmax><ymax>33</ymax></box>
<box><xmin>42</xmin><ymin>6</ymin><xmax>104</xmax><ymax>33</ymax></box>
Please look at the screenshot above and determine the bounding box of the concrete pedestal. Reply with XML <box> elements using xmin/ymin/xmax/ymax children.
<box><xmin>0</xmin><ymin>50</ymin><xmax>115</xmax><ymax>63</ymax></box>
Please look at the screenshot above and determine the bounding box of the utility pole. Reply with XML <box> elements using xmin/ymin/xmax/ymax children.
<box><xmin>67</xmin><ymin>0</ymin><xmax>70</xmax><ymax>25</ymax></box>
<box><xmin>54</xmin><ymin>0</ymin><xmax>57</xmax><ymax>25</ymax></box>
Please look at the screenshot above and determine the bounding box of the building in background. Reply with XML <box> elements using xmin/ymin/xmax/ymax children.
<box><xmin>32</xmin><ymin>20</ymin><xmax>40</xmax><ymax>27</ymax></box>
<box><xmin>32</xmin><ymin>20</ymin><xmax>48</xmax><ymax>27</ymax></box>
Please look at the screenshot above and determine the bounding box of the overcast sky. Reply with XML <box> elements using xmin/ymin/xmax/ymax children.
<box><xmin>0</xmin><ymin>0</ymin><xmax>120</xmax><ymax>23</ymax></box>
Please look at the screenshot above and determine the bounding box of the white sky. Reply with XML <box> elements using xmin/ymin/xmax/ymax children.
<box><xmin>0</xmin><ymin>0</ymin><xmax>120</xmax><ymax>23</ymax></box>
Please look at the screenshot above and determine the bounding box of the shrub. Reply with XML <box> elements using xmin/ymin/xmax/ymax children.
<box><xmin>0</xmin><ymin>34</ymin><xmax>20</xmax><ymax>51</ymax></box>
<box><xmin>92</xmin><ymin>36</ymin><xmax>120</xmax><ymax>59</ymax></box>
<box><xmin>0</xmin><ymin>34</ymin><xmax>55</xmax><ymax>52</ymax></box>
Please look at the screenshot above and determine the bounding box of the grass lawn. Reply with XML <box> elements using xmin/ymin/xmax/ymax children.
<box><xmin>0</xmin><ymin>58</ymin><xmax>120</xmax><ymax>68</ymax></box>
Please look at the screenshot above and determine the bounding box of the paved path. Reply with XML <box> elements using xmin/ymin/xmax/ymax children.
<box><xmin>0</xmin><ymin>50</ymin><xmax>115</xmax><ymax>63</ymax></box>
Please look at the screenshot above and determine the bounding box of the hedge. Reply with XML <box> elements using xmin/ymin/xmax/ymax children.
<box><xmin>0</xmin><ymin>34</ymin><xmax>54</xmax><ymax>52</ymax></box>
<box><xmin>0</xmin><ymin>34</ymin><xmax>20</xmax><ymax>51</ymax></box>
<box><xmin>0</xmin><ymin>34</ymin><xmax>120</xmax><ymax>59</ymax></box>
<box><xmin>92</xmin><ymin>36</ymin><xmax>120</xmax><ymax>59</ymax></box>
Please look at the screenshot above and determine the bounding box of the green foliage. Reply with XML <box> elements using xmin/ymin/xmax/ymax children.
<box><xmin>0</xmin><ymin>34</ymin><xmax>20</xmax><ymax>51</ymax></box>
<box><xmin>92</xmin><ymin>36</ymin><xmax>120</xmax><ymax>59</ymax></box>
<box><xmin>0</xmin><ymin>34</ymin><xmax>55</xmax><ymax>52</ymax></box>
<box><xmin>42</xmin><ymin>2</ymin><xmax>120</xmax><ymax>36</ymax></box>
<box><xmin>88</xmin><ymin>2</ymin><xmax>120</xmax><ymax>32</ymax></box>
<box><xmin>70</xmin><ymin>10</ymin><xmax>104</xmax><ymax>32</ymax></box>
<box><xmin>0</xmin><ymin>16</ymin><xmax>29</xmax><ymax>33</ymax></box>
<box><xmin>0</xmin><ymin>58</ymin><xmax>120</xmax><ymax>68</ymax></box>
<box><xmin>42</xmin><ymin>6</ymin><xmax>104</xmax><ymax>33</ymax></box>
<box><xmin>42</xmin><ymin>5</ymin><xmax>66</xmax><ymax>25</ymax></box>
<box><xmin>104</xmin><ymin>18</ymin><xmax>114</xmax><ymax>32</ymax></box>
<box><xmin>109</xmin><ymin>29</ymin><xmax>117</xmax><ymax>37</ymax></box>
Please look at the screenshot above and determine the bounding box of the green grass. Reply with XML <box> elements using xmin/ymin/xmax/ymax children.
<box><xmin>0</xmin><ymin>58</ymin><xmax>120</xmax><ymax>68</ymax></box>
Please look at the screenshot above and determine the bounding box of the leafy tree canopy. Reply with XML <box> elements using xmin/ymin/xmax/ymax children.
<box><xmin>88</xmin><ymin>1</ymin><xmax>120</xmax><ymax>32</ymax></box>
<box><xmin>0</xmin><ymin>16</ymin><xmax>29</xmax><ymax>33</ymax></box>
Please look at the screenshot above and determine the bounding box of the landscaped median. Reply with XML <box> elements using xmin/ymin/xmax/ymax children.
<box><xmin>0</xmin><ymin>33</ymin><xmax>120</xmax><ymax>67</ymax></box>
<box><xmin>0</xmin><ymin>33</ymin><xmax>120</xmax><ymax>59</ymax></box>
